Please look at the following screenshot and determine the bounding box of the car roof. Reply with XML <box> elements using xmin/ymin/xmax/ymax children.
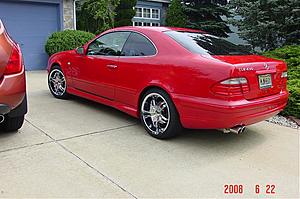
<box><xmin>110</xmin><ymin>26</ymin><xmax>205</xmax><ymax>33</ymax></box>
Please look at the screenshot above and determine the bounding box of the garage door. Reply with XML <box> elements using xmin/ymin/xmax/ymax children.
<box><xmin>0</xmin><ymin>1</ymin><xmax>60</xmax><ymax>70</ymax></box>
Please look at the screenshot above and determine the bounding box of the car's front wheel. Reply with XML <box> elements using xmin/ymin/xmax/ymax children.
<box><xmin>140</xmin><ymin>88</ymin><xmax>182</xmax><ymax>139</ymax></box>
<box><xmin>48</xmin><ymin>65</ymin><xmax>69</xmax><ymax>99</ymax></box>
<box><xmin>0</xmin><ymin>115</ymin><xmax>24</xmax><ymax>132</ymax></box>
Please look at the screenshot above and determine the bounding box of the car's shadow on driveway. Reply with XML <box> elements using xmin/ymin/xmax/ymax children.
<box><xmin>69</xmin><ymin>95</ymin><xmax>138</xmax><ymax>123</ymax></box>
<box><xmin>70</xmin><ymin>95</ymin><xmax>265</xmax><ymax>153</ymax></box>
<box><xmin>0</xmin><ymin>130</ymin><xmax>18</xmax><ymax>138</ymax></box>
<box><xmin>164</xmin><ymin>127</ymin><xmax>266</xmax><ymax>157</ymax></box>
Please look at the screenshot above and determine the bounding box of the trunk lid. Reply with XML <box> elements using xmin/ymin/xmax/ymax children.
<box><xmin>0</xmin><ymin>20</ymin><xmax>13</xmax><ymax>78</ymax></box>
<box><xmin>213</xmin><ymin>55</ymin><xmax>287</xmax><ymax>100</ymax></box>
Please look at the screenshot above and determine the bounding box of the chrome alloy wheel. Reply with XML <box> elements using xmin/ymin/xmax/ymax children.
<box><xmin>141</xmin><ymin>93</ymin><xmax>170</xmax><ymax>135</ymax></box>
<box><xmin>49</xmin><ymin>69</ymin><xmax>66</xmax><ymax>96</ymax></box>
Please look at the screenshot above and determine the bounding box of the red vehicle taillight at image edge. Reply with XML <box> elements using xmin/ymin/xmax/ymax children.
<box><xmin>212</xmin><ymin>77</ymin><xmax>250</xmax><ymax>96</ymax></box>
<box><xmin>280</xmin><ymin>71</ymin><xmax>288</xmax><ymax>90</ymax></box>
<box><xmin>4</xmin><ymin>44</ymin><xmax>22</xmax><ymax>75</ymax></box>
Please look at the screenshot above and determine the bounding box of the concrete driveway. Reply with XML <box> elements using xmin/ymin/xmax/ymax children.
<box><xmin>0</xmin><ymin>71</ymin><xmax>299</xmax><ymax>198</ymax></box>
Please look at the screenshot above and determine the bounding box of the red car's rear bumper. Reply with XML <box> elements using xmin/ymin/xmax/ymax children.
<box><xmin>173</xmin><ymin>91</ymin><xmax>289</xmax><ymax>129</ymax></box>
<box><xmin>0</xmin><ymin>68</ymin><xmax>26</xmax><ymax>114</ymax></box>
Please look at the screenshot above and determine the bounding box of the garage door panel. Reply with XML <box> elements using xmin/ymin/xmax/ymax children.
<box><xmin>25</xmin><ymin>53</ymin><xmax>49</xmax><ymax>70</ymax></box>
<box><xmin>0</xmin><ymin>1</ymin><xmax>60</xmax><ymax>70</ymax></box>
<box><xmin>0</xmin><ymin>1</ymin><xmax>59</xmax><ymax>20</ymax></box>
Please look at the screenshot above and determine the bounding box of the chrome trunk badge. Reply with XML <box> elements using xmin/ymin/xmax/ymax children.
<box><xmin>264</xmin><ymin>63</ymin><xmax>270</xmax><ymax>70</ymax></box>
<box><xmin>239</xmin><ymin>67</ymin><xmax>254</xmax><ymax>72</ymax></box>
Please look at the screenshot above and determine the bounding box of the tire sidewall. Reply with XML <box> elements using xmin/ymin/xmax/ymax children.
<box><xmin>140</xmin><ymin>88</ymin><xmax>181</xmax><ymax>139</ymax></box>
<box><xmin>48</xmin><ymin>65</ymin><xmax>68</xmax><ymax>99</ymax></box>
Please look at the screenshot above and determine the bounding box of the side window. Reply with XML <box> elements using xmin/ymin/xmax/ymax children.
<box><xmin>121</xmin><ymin>32</ymin><xmax>156</xmax><ymax>56</ymax></box>
<box><xmin>87</xmin><ymin>32</ymin><xmax>130</xmax><ymax>56</ymax></box>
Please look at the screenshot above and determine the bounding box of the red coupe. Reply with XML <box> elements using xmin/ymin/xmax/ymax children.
<box><xmin>47</xmin><ymin>27</ymin><xmax>288</xmax><ymax>139</ymax></box>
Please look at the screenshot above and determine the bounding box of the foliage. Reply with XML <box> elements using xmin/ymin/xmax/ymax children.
<box><xmin>166</xmin><ymin>0</ymin><xmax>187</xmax><ymax>27</ymax></box>
<box><xmin>115</xmin><ymin>0</ymin><xmax>137</xmax><ymax>27</ymax></box>
<box><xmin>263</xmin><ymin>45</ymin><xmax>300</xmax><ymax>118</ymax></box>
<box><xmin>77</xmin><ymin>0</ymin><xmax>120</xmax><ymax>34</ymax></box>
<box><xmin>45</xmin><ymin>30</ymin><xmax>95</xmax><ymax>56</ymax></box>
<box><xmin>230</xmin><ymin>0</ymin><xmax>300</xmax><ymax>51</ymax></box>
<box><xmin>183</xmin><ymin>0</ymin><xmax>232</xmax><ymax>37</ymax></box>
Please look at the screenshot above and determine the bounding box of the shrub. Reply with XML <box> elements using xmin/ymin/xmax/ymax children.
<box><xmin>263</xmin><ymin>45</ymin><xmax>300</xmax><ymax>118</ymax></box>
<box><xmin>45</xmin><ymin>30</ymin><xmax>95</xmax><ymax>56</ymax></box>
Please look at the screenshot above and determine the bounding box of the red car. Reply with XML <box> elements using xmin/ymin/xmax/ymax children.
<box><xmin>0</xmin><ymin>20</ymin><xmax>27</xmax><ymax>132</ymax></box>
<box><xmin>47</xmin><ymin>26</ymin><xmax>288</xmax><ymax>139</ymax></box>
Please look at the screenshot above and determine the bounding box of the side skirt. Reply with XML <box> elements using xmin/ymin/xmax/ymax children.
<box><xmin>67</xmin><ymin>87</ymin><xmax>139</xmax><ymax>118</ymax></box>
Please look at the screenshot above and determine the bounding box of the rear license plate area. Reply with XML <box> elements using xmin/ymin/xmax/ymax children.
<box><xmin>258</xmin><ymin>74</ymin><xmax>272</xmax><ymax>89</ymax></box>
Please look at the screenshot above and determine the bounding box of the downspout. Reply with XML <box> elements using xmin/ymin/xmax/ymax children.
<box><xmin>73</xmin><ymin>0</ymin><xmax>78</xmax><ymax>30</ymax></box>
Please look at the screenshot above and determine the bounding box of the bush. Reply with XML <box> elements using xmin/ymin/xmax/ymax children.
<box><xmin>45</xmin><ymin>30</ymin><xmax>95</xmax><ymax>56</ymax></box>
<box><xmin>263</xmin><ymin>45</ymin><xmax>300</xmax><ymax>118</ymax></box>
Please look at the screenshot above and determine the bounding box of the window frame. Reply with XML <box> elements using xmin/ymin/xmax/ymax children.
<box><xmin>134</xmin><ymin>6</ymin><xmax>160</xmax><ymax>20</ymax></box>
<box><xmin>86</xmin><ymin>31</ymin><xmax>131</xmax><ymax>57</ymax></box>
<box><xmin>120</xmin><ymin>31</ymin><xmax>158</xmax><ymax>58</ymax></box>
<box><xmin>143</xmin><ymin>8</ymin><xmax>151</xmax><ymax>18</ymax></box>
<box><xmin>135</xmin><ymin>7</ymin><xmax>142</xmax><ymax>18</ymax></box>
<box><xmin>151</xmin><ymin>9</ymin><xmax>160</xmax><ymax>19</ymax></box>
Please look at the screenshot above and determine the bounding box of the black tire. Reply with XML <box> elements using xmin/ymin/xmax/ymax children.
<box><xmin>140</xmin><ymin>88</ymin><xmax>182</xmax><ymax>139</ymax></box>
<box><xmin>48</xmin><ymin>65</ymin><xmax>69</xmax><ymax>99</ymax></box>
<box><xmin>0</xmin><ymin>115</ymin><xmax>24</xmax><ymax>132</ymax></box>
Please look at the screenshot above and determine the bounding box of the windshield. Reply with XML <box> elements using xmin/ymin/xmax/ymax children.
<box><xmin>165</xmin><ymin>31</ymin><xmax>251</xmax><ymax>56</ymax></box>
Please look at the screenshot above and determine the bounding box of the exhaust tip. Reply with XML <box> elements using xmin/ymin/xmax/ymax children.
<box><xmin>241</xmin><ymin>126</ymin><xmax>246</xmax><ymax>133</ymax></box>
<box><xmin>229</xmin><ymin>125</ymin><xmax>246</xmax><ymax>134</ymax></box>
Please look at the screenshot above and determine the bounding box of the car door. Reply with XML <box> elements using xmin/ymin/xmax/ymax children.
<box><xmin>116</xmin><ymin>32</ymin><xmax>157</xmax><ymax>107</ymax></box>
<box><xmin>73</xmin><ymin>31</ymin><xmax>130</xmax><ymax>100</ymax></box>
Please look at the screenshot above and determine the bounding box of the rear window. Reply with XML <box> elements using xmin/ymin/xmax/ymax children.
<box><xmin>165</xmin><ymin>31</ymin><xmax>251</xmax><ymax>56</ymax></box>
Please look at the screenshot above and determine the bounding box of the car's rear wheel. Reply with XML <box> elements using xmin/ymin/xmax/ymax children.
<box><xmin>140</xmin><ymin>88</ymin><xmax>182</xmax><ymax>139</ymax></box>
<box><xmin>48</xmin><ymin>65</ymin><xmax>69</xmax><ymax>99</ymax></box>
<box><xmin>0</xmin><ymin>115</ymin><xmax>24</xmax><ymax>132</ymax></box>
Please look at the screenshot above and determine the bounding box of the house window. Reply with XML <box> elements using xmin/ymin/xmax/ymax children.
<box><xmin>134</xmin><ymin>7</ymin><xmax>160</xmax><ymax>20</ymax></box>
<box><xmin>152</xmin><ymin>9</ymin><xmax>159</xmax><ymax>19</ymax></box>
<box><xmin>134</xmin><ymin>22</ymin><xmax>143</xmax><ymax>26</ymax></box>
<box><xmin>132</xmin><ymin>22</ymin><xmax>160</xmax><ymax>27</ymax></box>
<box><xmin>143</xmin><ymin>8</ymin><xmax>151</xmax><ymax>18</ymax></box>
<box><xmin>135</xmin><ymin>8</ymin><xmax>142</xmax><ymax>17</ymax></box>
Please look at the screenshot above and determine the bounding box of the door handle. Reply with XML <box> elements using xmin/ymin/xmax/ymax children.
<box><xmin>107</xmin><ymin>64</ymin><xmax>118</xmax><ymax>69</ymax></box>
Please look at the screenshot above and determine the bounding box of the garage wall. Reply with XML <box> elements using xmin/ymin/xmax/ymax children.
<box><xmin>0</xmin><ymin>0</ymin><xmax>63</xmax><ymax>70</ymax></box>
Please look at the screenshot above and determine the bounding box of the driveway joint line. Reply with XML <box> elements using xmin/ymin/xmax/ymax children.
<box><xmin>58</xmin><ymin>142</ymin><xmax>138</xmax><ymax>199</ymax></box>
<box><xmin>25</xmin><ymin>119</ymin><xmax>57</xmax><ymax>141</ymax></box>
<box><xmin>25</xmin><ymin>118</ymin><xmax>138</xmax><ymax>199</ymax></box>
<box><xmin>0</xmin><ymin>140</ymin><xmax>54</xmax><ymax>154</ymax></box>
<box><xmin>56</xmin><ymin>123</ymin><xmax>139</xmax><ymax>142</ymax></box>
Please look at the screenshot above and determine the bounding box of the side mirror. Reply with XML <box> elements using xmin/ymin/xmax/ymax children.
<box><xmin>76</xmin><ymin>47</ymin><xmax>85</xmax><ymax>55</ymax></box>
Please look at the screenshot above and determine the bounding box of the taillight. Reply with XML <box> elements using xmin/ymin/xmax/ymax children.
<box><xmin>280</xmin><ymin>71</ymin><xmax>288</xmax><ymax>90</ymax></box>
<box><xmin>212</xmin><ymin>77</ymin><xmax>249</xmax><ymax>96</ymax></box>
<box><xmin>4</xmin><ymin>45</ymin><xmax>22</xmax><ymax>75</ymax></box>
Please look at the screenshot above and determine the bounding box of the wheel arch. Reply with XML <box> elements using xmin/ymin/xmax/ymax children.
<box><xmin>47</xmin><ymin>61</ymin><xmax>62</xmax><ymax>72</ymax></box>
<box><xmin>50</xmin><ymin>62</ymin><xmax>61</xmax><ymax>69</ymax></box>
